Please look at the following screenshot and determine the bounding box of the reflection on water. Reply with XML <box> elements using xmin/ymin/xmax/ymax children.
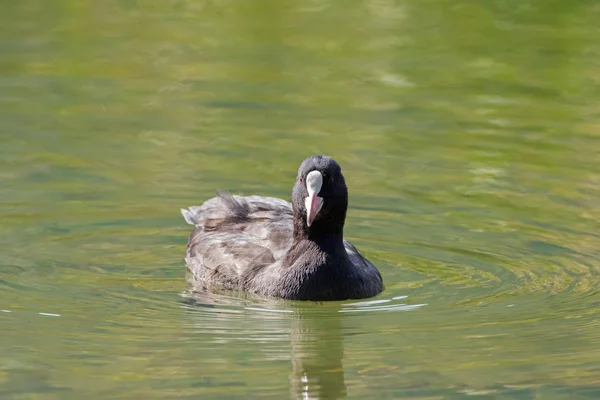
<box><xmin>182</xmin><ymin>292</ymin><xmax>344</xmax><ymax>399</ymax></box>
<box><xmin>183</xmin><ymin>292</ymin><xmax>426</xmax><ymax>400</ymax></box>
<box><xmin>341</xmin><ymin>297</ymin><xmax>427</xmax><ymax>313</ymax></box>
<box><xmin>289</xmin><ymin>306</ymin><xmax>346</xmax><ymax>400</ymax></box>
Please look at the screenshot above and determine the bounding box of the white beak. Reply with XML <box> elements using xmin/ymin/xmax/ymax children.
<box><xmin>305</xmin><ymin>170</ymin><xmax>324</xmax><ymax>227</ymax></box>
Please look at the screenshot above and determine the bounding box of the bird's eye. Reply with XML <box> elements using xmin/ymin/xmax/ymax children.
<box><xmin>299</xmin><ymin>177</ymin><xmax>304</xmax><ymax>184</ymax></box>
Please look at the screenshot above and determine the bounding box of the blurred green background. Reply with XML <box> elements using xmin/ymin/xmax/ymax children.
<box><xmin>1</xmin><ymin>0</ymin><xmax>599</xmax><ymax>399</ymax></box>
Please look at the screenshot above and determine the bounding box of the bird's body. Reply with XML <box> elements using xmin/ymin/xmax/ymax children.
<box><xmin>181</xmin><ymin>156</ymin><xmax>383</xmax><ymax>301</ymax></box>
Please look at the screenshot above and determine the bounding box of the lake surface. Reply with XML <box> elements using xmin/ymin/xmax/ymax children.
<box><xmin>2</xmin><ymin>1</ymin><xmax>600</xmax><ymax>399</ymax></box>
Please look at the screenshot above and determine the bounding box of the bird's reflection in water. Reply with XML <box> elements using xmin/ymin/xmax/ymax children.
<box><xmin>183</xmin><ymin>291</ymin><xmax>346</xmax><ymax>399</ymax></box>
<box><xmin>289</xmin><ymin>305</ymin><xmax>346</xmax><ymax>400</ymax></box>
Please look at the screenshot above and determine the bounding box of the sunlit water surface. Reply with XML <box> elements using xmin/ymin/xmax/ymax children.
<box><xmin>2</xmin><ymin>1</ymin><xmax>600</xmax><ymax>399</ymax></box>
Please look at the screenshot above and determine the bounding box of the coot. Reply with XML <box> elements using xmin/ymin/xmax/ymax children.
<box><xmin>181</xmin><ymin>155</ymin><xmax>383</xmax><ymax>301</ymax></box>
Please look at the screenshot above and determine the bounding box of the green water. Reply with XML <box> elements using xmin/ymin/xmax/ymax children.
<box><xmin>2</xmin><ymin>0</ymin><xmax>600</xmax><ymax>399</ymax></box>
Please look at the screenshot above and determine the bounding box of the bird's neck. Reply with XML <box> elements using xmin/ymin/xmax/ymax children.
<box><xmin>312</xmin><ymin>232</ymin><xmax>346</xmax><ymax>252</ymax></box>
<box><xmin>293</xmin><ymin>219</ymin><xmax>344</xmax><ymax>245</ymax></box>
